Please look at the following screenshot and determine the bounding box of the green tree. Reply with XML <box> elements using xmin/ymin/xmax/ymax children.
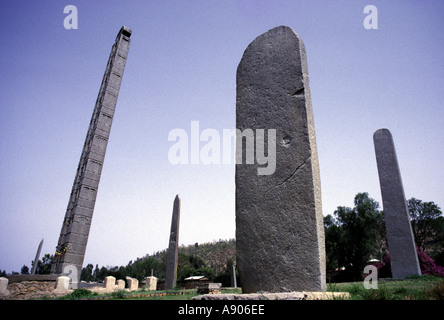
<box><xmin>36</xmin><ymin>254</ymin><xmax>53</xmax><ymax>274</ymax></box>
<box><xmin>97</xmin><ymin>266</ymin><xmax>109</xmax><ymax>281</ymax></box>
<box><xmin>324</xmin><ymin>193</ymin><xmax>385</xmax><ymax>280</ymax></box>
<box><xmin>140</xmin><ymin>257</ymin><xmax>162</xmax><ymax>279</ymax></box>
<box><xmin>408</xmin><ymin>198</ymin><xmax>444</xmax><ymax>264</ymax></box>
<box><xmin>80</xmin><ymin>263</ymin><xmax>94</xmax><ymax>282</ymax></box>
<box><xmin>21</xmin><ymin>265</ymin><xmax>29</xmax><ymax>274</ymax></box>
<box><xmin>175</xmin><ymin>253</ymin><xmax>215</xmax><ymax>282</ymax></box>
<box><xmin>214</xmin><ymin>257</ymin><xmax>236</xmax><ymax>287</ymax></box>
<box><xmin>408</xmin><ymin>198</ymin><xmax>443</xmax><ymax>249</ymax></box>
<box><xmin>324</xmin><ymin>214</ymin><xmax>344</xmax><ymax>271</ymax></box>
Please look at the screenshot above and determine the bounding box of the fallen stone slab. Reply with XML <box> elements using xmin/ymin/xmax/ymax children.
<box><xmin>192</xmin><ymin>291</ymin><xmax>350</xmax><ymax>300</ymax></box>
<box><xmin>193</xmin><ymin>292</ymin><xmax>305</xmax><ymax>300</ymax></box>
<box><xmin>197</xmin><ymin>283</ymin><xmax>222</xmax><ymax>294</ymax></box>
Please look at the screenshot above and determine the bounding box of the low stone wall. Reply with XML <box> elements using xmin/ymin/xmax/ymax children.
<box><xmin>0</xmin><ymin>275</ymin><xmax>158</xmax><ymax>300</ymax></box>
<box><xmin>0</xmin><ymin>275</ymin><xmax>73</xmax><ymax>300</ymax></box>
<box><xmin>2</xmin><ymin>280</ymin><xmax>63</xmax><ymax>300</ymax></box>
<box><xmin>6</xmin><ymin>274</ymin><xmax>59</xmax><ymax>283</ymax></box>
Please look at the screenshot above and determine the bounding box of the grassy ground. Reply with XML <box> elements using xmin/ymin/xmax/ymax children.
<box><xmin>124</xmin><ymin>288</ymin><xmax>243</xmax><ymax>300</ymax></box>
<box><xmin>327</xmin><ymin>275</ymin><xmax>444</xmax><ymax>300</ymax></box>
<box><xmin>54</xmin><ymin>275</ymin><xmax>444</xmax><ymax>300</ymax></box>
<box><xmin>55</xmin><ymin>287</ymin><xmax>243</xmax><ymax>300</ymax></box>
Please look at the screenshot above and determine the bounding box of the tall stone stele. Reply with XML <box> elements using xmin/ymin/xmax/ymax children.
<box><xmin>51</xmin><ymin>26</ymin><xmax>132</xmax><ymax>281</ymax></box>
<box><xmin>373</xmin><ymin>128</ymin><xmax>421</xmax><ymax>278</ymax></box>
<box><xmin>236</xmin><ymin>26</ymin><xmax>326</xmax><ymax>293</ymax></box>
<box><xmin>165</xmin><ymin>195</ymin><xmax>181</xmax><ymax>290</ymax></box>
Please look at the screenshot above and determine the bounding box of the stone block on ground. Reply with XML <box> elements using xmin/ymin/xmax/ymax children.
<box><xmin>54</xmin><ymin>276</ymin><xmax>70</xmax><ymax>295</ymax></box>
<box><xmin>104</xmin><ymin>276</ymin><xmax>116</xmax><ymax>292</ymax></box>
<box><xmin>145</xmin><ymin>276</ymin><xmax>157</xmax><ymax>291</ymax></box>
<box><xmin>197</xmin><ymin>283</ymin><xmax>222</xmax><ymax>294</ymax></box>
<box><xmin>0</xmin><ymin>277</ymin><xmax>10</xmax><ymax>297</ymax></box>
<box><xmin>117</xmin><ymin>279</ymin><xmax>125</xmax><ymax>290</ymax></box>
<box><xmin>126</xmin><ymin>277</ymin><xmax>139</xmax><ymax>291</ymax></box>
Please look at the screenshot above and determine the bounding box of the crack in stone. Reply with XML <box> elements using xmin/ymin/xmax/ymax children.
<box><xmin>277</xmin><ymin>156</ymin><xmax>311</xmax><ymax>187</ymax></box>
<box><xmin>264</xmin><ymin>156</ymin><xmax>311</xmax><ymax>194</ymax></box>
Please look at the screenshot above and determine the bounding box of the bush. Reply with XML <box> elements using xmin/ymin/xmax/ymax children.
<box><xmin>417</xmin><ymin>247</ymin><xmax>444</xmax><ymax>277</ymax></box>
<box><xmin>110</xmin><ymin>290</ymin><xmax>126</xmax><ymax>299</ymax></box>
<box><xmin>62</xmin><ymin>288</ymin><xmax>98</xmax><ymax>299</ymax></box>
<box><xmin>375</xmin><ymin>247</ymin><xmax>444</xmax><ymax>278</ymax></box>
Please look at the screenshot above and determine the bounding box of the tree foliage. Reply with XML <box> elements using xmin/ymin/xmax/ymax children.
<box><xmin>12</xmin><ymin>195</ymin><xmax>442</xmax><ymax>284</ymax></box>
<box><xmin>21</xmin><ymin>253</ymin><xmax>54</xmax><ymax>275</ymax></box>
<box><xmin>78</xmin><ymin>239</ymin><xmax>236</xmax><ymax>285</ymax></box>
<box><xmin>324</xmin><ymin>192</ymin><xmax>386</xmax><ymax>280</ymax></box>
<box><xmin>20</xmin><ymin>265</ymin><xmax>29</xmax><ymax>275</ymax></box>
<box><xmin>325</xmin><ymin>193</ymin><xmax>444</xmax><ymax>281</ymax></box>
<box><xmin>376</xmin><ymin>246</ymin><xmax>444</xmax><ymax>278</ymax></box>
<box><xmin>408</xmin><ymin>198</ymin><xmax>444</xmax><ymax>264</ymax></box>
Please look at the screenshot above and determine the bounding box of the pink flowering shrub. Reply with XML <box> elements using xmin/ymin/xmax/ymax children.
<box><xmin>416</xmin><ymin>247</ymin><xmax>444</xmax><ymax>277</ymax></box>
<box><xmin>375</xmin><ymin>247</ymin><xmax>444</xmax><ymax>278</ymax></box>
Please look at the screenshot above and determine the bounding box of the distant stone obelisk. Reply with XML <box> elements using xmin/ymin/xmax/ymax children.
<box><xmin>373</xmin><ymin>128</ymin><xmax>421</xmax><ymax>278</ymax></box>
<box><xmin>165</xmin><ymin>195</ymin><xmax>181</xmax><ymax>290</ymax></box>
<box><xmin>236</xmin><ymin>26</ymin><xmax>326</xmax><ymax>293</ymax></box>
<box><xmin>231</xmin><ymin>264</ymin><xmax>237</xmax><ymax>288</ymax></box>
<box><xmin>51</xmin><ymin>26</ymin><xmax>132</xmax><ymax>281</ymax></box>
<box><xmin>31</xmin><ymin>238</ymin><xmax>44</xmax><ymax>275</ymax></box>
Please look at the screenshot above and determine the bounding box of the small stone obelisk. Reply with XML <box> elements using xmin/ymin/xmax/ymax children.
<box><xmin>51</xmin><ymin>26</ymin><xmax>132</xmax><ymax>281</ymax></box>
<box><xmin>165</xmin><ymin>195</ymin><xmax>181</xmax><ymax>290</ymax></box>
<box><xmin>373</xmin><ymin>128</ymin><xmax>421</xmax><ymax>278</ymax></box>
<box><xmin>231</xmin><ymin>264</ymin><xmax>237</xmax><ymax>288</ymax></box>
<box><xmin>31</xmin><ymin>238</ymin><xmax>44</xmax><ymax>275</ymax></box>
<box><xmin>236</xmin><ymin>26</ymin><xmax>326</xmax><ymax>293</ymax></box>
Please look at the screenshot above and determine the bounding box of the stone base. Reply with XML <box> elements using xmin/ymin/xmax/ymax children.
<box><xmin>197</xmin><ymin>283</ymin><xmax>222</xmax><ymax>294</ymax></box>
<box><xmin>1</xmin><ymin>281</ymin><xmax>72</xmax><ymax>300</ymax></box>
<box><xmin>192</xmin><ymin>291</ymin><xmax>350</xmax><ymax>300</ymax></box>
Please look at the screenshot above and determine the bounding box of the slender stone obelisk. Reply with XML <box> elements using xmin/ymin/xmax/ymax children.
<box><xmin>231</xmin><ymin>264</ymin><xmax>237</xmax><ymax>288</ymax></box>
<box><xmin>51</xmin><ymin>26</ymin><xmax>132</xmax><ymax>281</ymax></box>
<box><xmin>165</xmin><ymin>195</ymin><xmax>181</xmax><ymax>290</ymax></box>
<box><xmin>31</xmin><ymin>238</ymin><xmax>44</xmax><ymax>275</ymax></box>
<box><xmin>373</xmin><ymin>128</ymin><xmax>421</xmax><ymax>278</ymax></box>
<box><xmin>236</xmin><ymin>26</ymin><xmax>326</xmax><ymax>293</ymax></box>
